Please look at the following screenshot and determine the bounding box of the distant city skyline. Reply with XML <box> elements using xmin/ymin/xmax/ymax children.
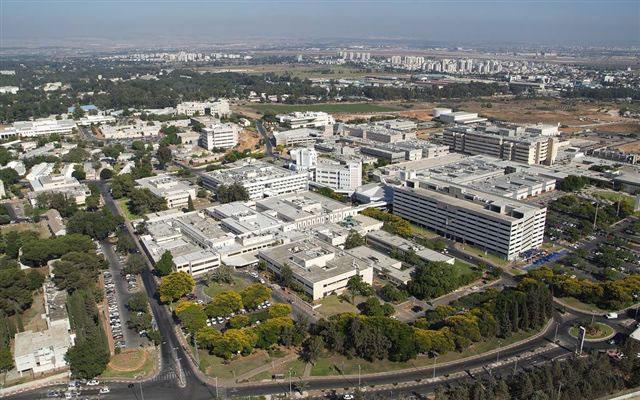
<box><xmin>1</xmin><ymin>0</ymin><xmax>639</xmax><ymax>48</ymax></box>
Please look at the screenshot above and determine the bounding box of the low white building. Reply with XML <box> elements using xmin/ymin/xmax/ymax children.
<box><xmin>290</xmin><ymin>148</ymin><xmax>362</xmax><ymax>194</ymax></box>
<box><xmin>0</xmin><ymin>86</ymin><xmax>19</xmax><ymax>94</ymax></box>
<box><xmin>201</xmin><ymin>158</ymin><xmax>308</xmax><ymax>201</ymax></box>
<box><xmin>258</xmin><ymin>236</ymin><xmax>374</xmax><ymax>301</ymax></box>
<box><xmin>99</xmin><ymin>122</ymin><xmax>160</xmax><ymax>139</ymax></box>
<box><xmin>176</xmin><ymin>99</ymin><xmax>230</xmax><ymax>117</ymax></box>
<box><xmin>273</xmin><ymin>128</ymin><xmax>321</xmax><ymax>147</ymax></box>
<box><xmin>135</xmin><ymin>174</ymin><xmax>197</xmax><ymax>209</ymax></box>
<box><xmin>199</xmin><ymin>123</ymin><xmax>239</xmax><ymax>150</ymax></box>
<box><xmin>0</xmin><ymin>119</ymin><xmax>76</xmax><ymax>139</ymax></box>
<box><xmin>76</xmin><ymin>115</ymin><xmax>116</xmax><ymax>126</ymax></box>
<box><xmin>276</xmin><ymin>111</ymin><xmax>335</xmax><ymax>129</ymax></box>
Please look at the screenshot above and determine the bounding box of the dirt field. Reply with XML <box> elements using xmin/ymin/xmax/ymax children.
<box><xmin>594</xmin><ymin>122</ymin><xmax>640</xmax><ymax>135</ymax></box>
<box><xmin>236</xmin><ymin>128</ymin><xmax>261</xmax><ymax>152</ymax></box>
<box><xmin>107</xmin><ymin>349</ymin><xmax>148</xmax><ymax>372</ymax></box>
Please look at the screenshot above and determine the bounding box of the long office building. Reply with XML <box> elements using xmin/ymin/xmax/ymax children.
<box><xmin>176</xmin><ymin>99</ymin><xmax>230</xmax><ymax>117</ymax></box>
<box><xmin>392</xmin><ymin>179</ymin><xmax>547</xmax><ymax>260</ymax></box>
<box><xmin>0</xmin><ymin>119</ymin><xmax>77</xmax><ymax>139</ymax></box>
<box><xmin>201</xmin><ymin>158</ymin><xmax>308</xmax><ymax>200</ymax></box>
<box><xmin>135</xmin><ymin>174</ymin><xmax>197</xmax><ymax>209</ymax></box>
<box><xmin>276</xmin><ymin>111</ymin><xmax>335</xmax><ymax>129</ymax></box>
<box><xmin>443</xmin><ymin>124</ymin><xmax>558</xmax><ymax>165</ymax></box>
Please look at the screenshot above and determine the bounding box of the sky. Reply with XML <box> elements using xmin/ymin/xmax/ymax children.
<box><xmin>1</xmin><ymin>0</ymin><xmax>639</xmax><ymax>47</ymax></box>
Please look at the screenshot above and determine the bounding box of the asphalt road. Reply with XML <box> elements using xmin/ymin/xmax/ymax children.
<box><xmin>256</xmin><ymin>119</ymin><xmax>273</xmax><ymax>157</ymax></box>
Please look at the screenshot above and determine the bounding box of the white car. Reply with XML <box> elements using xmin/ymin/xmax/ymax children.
<box><xmin>86</xmin><ymin>379</ymin><xmax>100</xmax><ymax>386</ymax></box>
<box><xmin>99</xmin><ymin>387</ymin><xmax>110</xmax><ymax>394</ymax></box>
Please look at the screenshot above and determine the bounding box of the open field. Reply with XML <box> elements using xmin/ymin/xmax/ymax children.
<box><xmin>248</xmin><ymin>358</ymin><xmax>307</xmax><ymax>382</ymax></box>
<box><xmin>594</xmin><ymin>121</ymin><xmax>640</xmax><ymax>135</ymax></box>
<box><xmin>0</xmin><ymin>221</ymin><xmax>51</xmax><ymax>239</ymax></box>
<box><xmin>198</xmin><ymin>348</ymin><xmax>290</xmax><ymax>380</ymax></box>
<box><xmin>236</xmin><ymin>128</ymin><xmax>261</xmax><ymax>152</ymax></box>
<box><xmin>316</xmin><ymin>294</ymin><xmax>360</xmax><ymax>317</ymax></box>
<box><xmin>194</xmin><ymin>64</ymin><xmax>406</xmax><ymax>80</ymax></box>
<box><xmin>20</xmin><ymin>292</ymin><xmax>48</xmax><ymax>332</ymax></box>
<box><xmin>309</xmin><ymin>328</ymin><xmax>537</xmax><ymax>377</ymax></box>
<box><xmin>245</xmin><ymin>103</ymin><xmax>402</xmax><ymax>115</ymax></box>
<box><xmin>558</xmin><ymin>296</ymin><xmax>608</xmax><ymax>314</ymax></box>
<box><xmin>116</xmin><ymin>198</ymin><xmax>143</xmax><ymax>221</ymax></box>
<box><xmin>101</xmin><ymin>348</ymin><xmax>157</xmax><ymax>379</ymax></box>
<box><xmin>203</xmin><ymin>276</ymin><xmax>252</xmax><ymax>298</ymax></box>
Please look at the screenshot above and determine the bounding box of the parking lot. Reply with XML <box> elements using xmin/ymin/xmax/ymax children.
<box><xmin>99</xmin><ymin>241</ymin><xmax>147</xmax><ymax>348</ymax></box>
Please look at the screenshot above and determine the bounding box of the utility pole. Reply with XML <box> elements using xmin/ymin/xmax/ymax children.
<box><xmin>593</xmin><ymin>201</ymin><xmax>599</xmax><ymax>229</ymax></box>
<box><xmin>616</xmin><ymin>200</ymin><xmax>621</xmax><ymax>217</ymax></box>
<box><xmin>289</xmin><ymin>368</ymin><xmax>293</xmax><ymax>398</ymax></box>
<box><xmin>139</xmin><ymin>380</ymin><xmax>145</xmax><ymax>400</ymax></box>
<box><xmin>214</xmin><ymin>377</ymin><xmax>218</xmax><ymax>399</ymax></box>
<box><xmin>556</xmin><ymin>382</ymin><xmax>563</xmax><ymax>400</ymax></box>
<box><xmin>496</xmin><ymin>341</ymin><xmax>502</xmax><ymax>363</ymax></box>
<box><xmin>554</xmin><ymin>322</ymin><xmax>559</xmax><ymax>343</ymax></box>
<box><xmin>433</xmin><ymin>355</ymin><xmax>438</xmax><ymax>379</ymax></box>
<box><xmin>513</xmin><ymin>356</ymin><xmax>518</xmax><ymax>375</ymax></box>
<box><xmin>194</xmin><ymin>336</ymin><xmax>199</xmax><ymax>367</ymax></box>
<box><xmin>358</xmin><ymin>364</ymin><xmax>361</xmax><ymax>388</ymax></box>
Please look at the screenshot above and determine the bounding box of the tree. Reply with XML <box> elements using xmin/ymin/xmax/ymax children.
<box><xmin>65</xmin><ymin>339</ymin><xmax>110</xmax><ymax>379</ymax></box>
<box><xmin>301</xmin><ymin>335</ymin><xmax>323</xmax><ymax>364</ymax></box>
<box><xmin>209</xmin><ymin>264</ymin><xmax>233</xmax><ymax>284</ymax></box>
<box><xmin>346</xmin><ymin>275</ymin><xmax>373</xmax><ymax>302</ymax></box>
<box><xmin>187</xmin><ymin>195</ymin><xmax>195</xmax><ymax>211</ymax></box>
<box><xmin>358</xmin><ymin>297</ymin><xmax>394</xmax><ymax>317</ymax></box>
<box><xmin>72</xmin><ymin>105</ymin><xmax>85</xmax><ymax>120</ymax></box>
<box><xmin>229</xmin><ymin>315</ymin><xmax>250</xmax><ymax>328</ymax></box>
<box><xmin>67</xmin><ymin>209</ymin><xmax>120</xmax><ymax>240</ymax></box>
<box><xmin>216</xmin><ymin>183</ymin><xmax>250</xmax><ymax>203</ymax></box>
<box><xmin>380</xmin><ymin>284</ymin><xmax>408</xmax><ymax>303</ymax></box>
<box><xmin>205</xmin><ymin>290</ymin><xmax>243</xmax><ymax>317</ymax></box>
<box><xmin>127</xmin><ymin>188</ymin><xmax>167</xmax><ymax>216</ymax></box>
<box><xmin>558</xmin><ymin>175</ymin><xmax>589</xmax><ymax>192</ymax></box>
<box><xmin>52</xmin><ymin>252</ymin><xmax>104</xmax><ymax>294</ymax></box>
<box><xmin>0</xmin><ymin>347</ymin><xmax>13</xmax><ymax>373</ymax></box>
<box><xmin>155</xmin><ymin>250</ymin><xmax>175</xmax><ymax>276</ymax></box>
<box><xmin>344</xmin><ymin>230</ymin><xmax>365</xmax><ymax>249</ymax></box>
<box><xmin>71</xmin><ymin>164</ymin><xmax>86</xmax><ymax>181</ymax></box>
<box><xmin>279</xmin><ymin>264</ymin><xmax>294</xmax><ymax>288</ymax></box>
<box><xmin>268</xmin><ymin>303</ymin><xmax>292</xmax><ymax>319</ymax></box>
<box><xmin>175</xmin><ymin>300</ymin><xmax>207</xmax><ymax>335</ymax></box>
<box><xmin>99</xmin><ymin>168</ymin><xmax>113</xmax><ymax>180</ymax></box>
<box><xmin>241</xmin><ymin>284</ymin><xmax>272</xmax><ymax>309</ymax></box>
<box><xmin>109</xmin><ymin>174</ymin><xmax>135</xmax><ymax>199</ymax></box>
<box><xmin>158</xmin><ymin>271</ymin><xmax>195</xmax><ymax>303</ymax></box>
<box><xmin>156</xmin><ymin>146</ymin><xmax>172</xmax><ymax>169</ymax></box>
<box><xmin>127</xmin><ymin>292</ymin><xmax>149</xmax><ymax>313</ymax></box>
<box><xmin>124</xmin><ymin>253</ymin><xmax>147</xmax><ymax>275</ymax></box>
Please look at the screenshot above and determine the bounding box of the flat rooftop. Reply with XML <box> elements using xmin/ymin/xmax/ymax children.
<box><xmin>202</xmin><ymin>158</ymin><xmax>302</xmax><ymax>185</ymax></box>
<box><xmin>256</xmin><ymin>191</ymin><xmax>351</xmax><ymax>222</ymax></box>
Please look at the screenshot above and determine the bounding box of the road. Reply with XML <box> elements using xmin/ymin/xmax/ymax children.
<box><xmin>256</xmin><ymin>119</ymin><xmax>274</xmax><ymax>157</ymax></box>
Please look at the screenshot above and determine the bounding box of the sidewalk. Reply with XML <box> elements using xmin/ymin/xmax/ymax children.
<box><xmin>0</xmin><ymin>372</ymin><xmax>69</xmax><ymax>398</ymax></box>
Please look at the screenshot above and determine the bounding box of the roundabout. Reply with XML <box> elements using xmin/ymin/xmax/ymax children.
<box><xmin>568</xmin><ymin>321</ymin><xmax>615</xmax><ymax>342</ymax></box>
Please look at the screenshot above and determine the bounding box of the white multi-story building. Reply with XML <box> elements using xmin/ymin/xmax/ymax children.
<box><xmin>99</xmin><ymin>122</ymin><xmax>160</xmax><ymax>139</ymax></box>
<box><xmin>0</xmin><ymin>86</ymin><xmax>19</xmax><ymax>94</ymax></box>
<box><xmin>290</xmin><ymin>148</ymin><xmax>361</xmax><ymax>193</ymax></box>
<box><xmin>176</xmin><ymin>99</ymin><xmax>230</xmax><ymax>117</ymax></box>
<box><xmin>392</xmin><ymin>180</ymin><xmax>547</xmax><ymax>260</ymax></box>
<box><xmin>276</xmin><ymin>111</ymin><xmax>335</xmax><ymax>129</ymax></box>
<box><xmin>258</xmin><ymin>236</ymin><xmax>374</xmax><ymax>301</ymax></box>
<box><xmin>273</xmin><ymin>128</ymin><xmax>321</xmax><ymax>147</ymax></box>
<box><xmin>443</xmin><ymin>124</ymin><xmax>559</xmax><ymax>165</ymax></box>
<box><xmin>0</xmin><ymin>119</ymin><xmax>76</xmax><ymax>139</ymax></box>
<box><xmin>27</xmin><ymin>173</ymin><xmax>92</xmax><ymax>206</ymax></box>
<box><xmin>201</xmin><ymin>158</ymin><xmax>308</xmax><ymax>200</ymax></box>
<box><xmin>199</xmin><ymin>123</ymin><xmax>239</xmax><ymax>150</ymax></box>
<box><xmin>135</xmin><ymin>174</ymin><xmax>197</xmax><ymax>209</ymax></box>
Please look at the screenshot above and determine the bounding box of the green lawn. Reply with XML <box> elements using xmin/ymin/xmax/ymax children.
<box><xmin>248</xmin><ymin>103</ymin><xmax>401</xmax><ymax>114</ymax></box>
<box><xmin>316</xmin><ymin>294</ymin><xmax>360</xmax><ymax>317</ymax></box>
<box><xmin>559</xmin><ymin>296</ymin><xmax>608</xmax><ymax>314</ymax></box>
<box><xmin>569</xmin><ymin>322</ymin><xmax>614</xmax><ymax>340</ymax></box>
<box><xmin>116</xmin><ymin>198</ymin><xmax>143</xmax><ymax>221</ymax></box>
<box><xmin>248</xmin><ymin>358</ymin><xmax>307</xmax><ymax>382</ymax></box>
<box><xmin>198</xmin><ymin>348</ymin><xmax>289</xmax><ymax>380</ymax></box>
<box><xmin>203</xmin><ymin>276</ymin><xmax>252</xmax><ymax>298</ymax></box>
<box><xmin>593</xmin><ymin>190</ymin><xmax>635</xmax><ymax>211</ymax></box>
<box><xmin>411</xmin><ymin>223</ymin><xmax>439</xmax><ymax>239</ymax></box>
<box><xmin>310</xmin><ymin>328</ymin><xmax>540</xmax><ymax>376</ymax></box>
<box><xmin>458</xmin><ymin>244</ymin><xmax>509</xmax><ymax>267</ymax></box>
<box><xmin>100</xmin><ymin>348</ymin><xmax>157</xmax><ymax>379</ymax></box>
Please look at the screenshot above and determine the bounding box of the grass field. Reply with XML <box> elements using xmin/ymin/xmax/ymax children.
<box><xmin>203</xmin><ymin>276</ymin><xmax>252</xmax><ymax>298</ymax></box>
<box><xmin>248</xmin><ymin>358</ymin><xmax>307</xmax><ymax>382</ymax></box>
<box><xmin>593</xmin><ymin>190</ymin><xmax>637</xmax><ymax>213</ymax></box>
<box><xmin>0</xmin><ymin>221</ymin><xmax>51</xmax><ymax>239</ymax></box>
<box><xmin>101</xmin><ymin>348</ymin><xmax>156</xmax><ymax>379</ymax></box>
<box><xmin>316</xmin><ymin>294</ymin><xmax>360</xmax><ymax>317</ymax></box>
<box><xmin>116</xmin><ymin>198</ymin><xmax>143</xmax><ymax>221</ymax></box>
<box><xmin>457</xmin><ymin>244</ymin><xmax>509</xmax><ymax>267</ymax></box>
<box><xmin>198</xmin><ymin>348</ymin><xmax>289</xmax><ymax>380</ymax></box>
<box><xmin>247</xmin><ymin>103</ymin><xmax>401</xmax><ymax>114</ymax></box>
<box><xmin>558</xmin><ymin>296</ymin><xmax>608</xmax><ymax>314</ymax></box>
<box><xmin>310</xmin><ymin>328</ymin><xmax>539</xmax><ymax>376</ymax></box>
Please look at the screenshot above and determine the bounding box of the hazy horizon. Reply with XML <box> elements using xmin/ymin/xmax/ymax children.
<box><xmin>2</xmin><ymin>0</ymin><xmax>639</xmax><ymax>48</ymax></box>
